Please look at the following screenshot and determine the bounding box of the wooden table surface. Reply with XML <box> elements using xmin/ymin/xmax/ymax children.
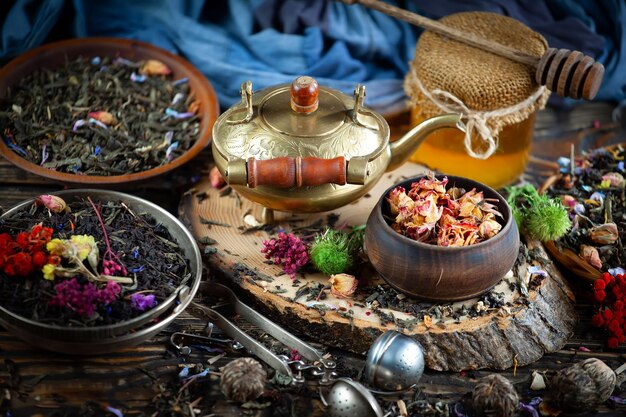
<box><xmin>1</xmin><ymin>103</ymin><xmax>626</xmax><ymax>417</ymax></box>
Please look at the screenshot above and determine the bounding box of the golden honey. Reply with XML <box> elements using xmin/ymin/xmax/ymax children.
<box><xmin>410</xmin><ymin>110</ymin><xmax>536</xmax><ymax>189</ymax></box>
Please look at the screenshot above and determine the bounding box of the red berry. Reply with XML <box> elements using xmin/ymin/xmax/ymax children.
<box><xmin>592</xmin><ymin>313</ymin><xmax>605</xmax><ymax>327</ymax></box>
<box><xmin>594</xmin><ymin>279</ymin><xmax>606</xmax><ymax>290</ymax></box>
<box><xmin>603</xmin><ymin>309</ymin><xmax>614</xmax><ymax>321</ymax></box>
<box><xmin>620</xmin><ymin>334</ymin><xmax>626</xmax><ymax>344</ymax></box>
<box><xmin>614</xmin><ymin>310</ymin><xmax>624</xmax><ymax>323</ymax></box>
<box><xmin>608</xmin><ymin>319</ymin><xmax>621</xmax><ymax>333</ymax></box>
<box><xmin>615</xmin><ymin>301</ymin><xmax>625</xmax><ymax>311</ymax></box>
<box><xmin>603</xmin><ymin>272</ymin><xmax>613</xmax><ymax>284</ymax></box>
<box><xmin>3</xmin><ymin>264</ymin><xmax>15</xmax><ymax>276</ymax></box>
<box><xmin>608</xmin><ymin>337</ymin><xmax>619</xmax><ymax>348</ymax></box>
<box><xmin>595</xmin><ymin>290</ymin><xmax>607</xmax><ymax>302</ymax></box>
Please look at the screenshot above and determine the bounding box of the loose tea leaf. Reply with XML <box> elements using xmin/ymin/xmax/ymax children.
<box><xmin>0</xmin><ymin>56</ymin><xmax>200</xmax><ymax>176</ymax></box>
<box><xmin>0</xmin><ymin>196</ymin><xmax>190</xmax><ymax>327</ymax></box>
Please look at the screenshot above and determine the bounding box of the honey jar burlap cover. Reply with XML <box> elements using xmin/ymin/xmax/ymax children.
<box><xmin>405</xmin><ymin>11</ymin><xmax>551</xmax><ymax>160</ymax></box>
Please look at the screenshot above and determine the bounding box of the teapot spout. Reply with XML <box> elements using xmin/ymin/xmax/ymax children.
<box><xmin>387</xmin><ymin>113</ymin><xmax>464</xmax><ymax>172</ymax></box>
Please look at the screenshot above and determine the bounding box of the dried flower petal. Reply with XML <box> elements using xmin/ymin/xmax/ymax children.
<box><xmin>561</xmin><ymin>195</ymin><xmax>577</xmax><ymax>209</ymax></box>
<box><xmin>87</xmin><ymin>111</ymin><xmax>117</xmax><ymax>126</ymax></box>
<box><xmin>139</xmin><ymin>59</ymin><xmax>172</xmax><ymax>76</ymax></box>
<box><xmin>590</xmin><ymin>222</ymin><xmax>619</xmax><ymax>245</ymax></box>
<box><xmin>35</xmin><ymin>195</ymin><xmax>68</xmax><ymax>213</ymax></box>
<box><xmin>478</xmin><ymin>214</ymin><xmax>502</xmax><ymax>239</ymax></box>
<box><xmin>329</xmin><ymin>273</ymin><xmax>358</xmax><ymax>298</ymax></box>
<box><xmin>580</xmin><ymin>245</ymin><xmax>602</xmax><ymax>269</ymax></box>
<box><xmin>188</xmin><ymin>100</ymin><xmax>201</xmax><ymax>114</ymax></box>
<box><xmin>210</xmin><ymin>166</ymin><xmax>226</xmax><ymax>189</ymax></box>
<box><xmin>601</xmin><ymin>172</ymin><xmax>625</xmax><ymax>188</ymax></box>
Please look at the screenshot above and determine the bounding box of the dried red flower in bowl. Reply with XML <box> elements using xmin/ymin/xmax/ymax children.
<box><xmin>365</xmin><ymin>174</ymin><xmax>519</xmax><ymax>301</ymax></box>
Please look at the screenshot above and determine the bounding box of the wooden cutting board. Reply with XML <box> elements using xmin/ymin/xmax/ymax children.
<box><xmin>179</xmin><ymin>163</ymin><xmax>577</xmax><ymax>371</ymax></box>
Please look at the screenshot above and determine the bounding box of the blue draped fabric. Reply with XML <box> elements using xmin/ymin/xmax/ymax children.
<box><xmin>1</xmin><ymin>0</ymin><xmax>624</xmax><ymax>113</ymax></box>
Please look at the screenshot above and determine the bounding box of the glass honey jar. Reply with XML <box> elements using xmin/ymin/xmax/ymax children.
<box><xmin>404</xmin><ymin>11</ymin><xmax>551</xmax><ymax>189</ymax></box>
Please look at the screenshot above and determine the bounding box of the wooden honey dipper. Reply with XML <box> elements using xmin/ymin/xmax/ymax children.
<box><xmin>340</xmin><ymin>0</ymin><xmax>604</xmax><ymax>100</ymax></box>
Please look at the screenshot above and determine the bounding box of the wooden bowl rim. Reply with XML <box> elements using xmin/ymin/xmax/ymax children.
<box><xmin>0</xmin><ymin>37</ymin><xmax>219</xmax><ymax>185</ymax></box>
<box><xmin>372</xmin><ymin>174</ymin><xmax>516</xmax><ymax>252</ymax></box>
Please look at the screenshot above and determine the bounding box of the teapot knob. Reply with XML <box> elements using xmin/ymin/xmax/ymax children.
<box><xmin>290</xmin><ymin>76</ymin><xmax>319</xmax><ymax>114</ymax></box>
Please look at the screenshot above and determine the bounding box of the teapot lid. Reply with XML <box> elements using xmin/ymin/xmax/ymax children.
<box><xmin>212</xmin><ymin>76</ymin><xmax>389</xmax><ymax>164</ymax></box>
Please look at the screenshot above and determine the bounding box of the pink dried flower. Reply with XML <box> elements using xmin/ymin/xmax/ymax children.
<box><xmin>580</xmin><ymin>245</ymin><xmax>602</xmax><ymax>269</ymax></box>
<box><xmin>98</xmin><ymin>280</ymin><xmax>121</xmax><ymax>304</ymax></box>
<box><xmin>210</xmin><ymin>166</ymin><xmax>226</xmax><ymax>189</ymax></box>
<box><xmin>35</xmin><ymin>195</ymin><xmax>68</xmax><ymax>213</ymax></box>
<box><xmin>49</xmin><ymin>278</ymin><xmax>121</xmax><ymax>317</ymax></box>
<box><xmin>87</xmin><ymin>111</ymin><xmax>117</xmax><ymax>126</ymax></box>
<box><xmin>261</xmin><ymin>232</ymin><xmax>309</xmax><ymax>279</ymax></box>
<box><xmin>49</xmin><ymin>278</ymin><xmax>99</xmax><ymax>317</ymax></box>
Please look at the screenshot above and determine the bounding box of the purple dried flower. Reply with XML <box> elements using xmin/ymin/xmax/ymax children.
<box><xmin>172</xmin><ymin>77</ymin><xmax>189</xmax><ymax>86</ymax></box>
<box><xmin>130</xmin><ymin>72</ymin><xmax>147</xmax><ymax>83</ymax></box>
<box><xmin>164</xmin><ymin>131</ymin><xmax>174</xmax><ymax>145</ymax></box>
<box><xmin>172</xmin><ymin>93</ymin><xmax>185</xmax><ymax>105</ymax></box>
<box><xmin>165</xmin><ymin>108</ymin><xmax>194</xmax><ymax>119</ymax></box>
<box><xmin>72</xmin><ymin>119</ymin><xmax>87</xmax><ymax>132</ymax></box>
<box><xmin>131</xmin><ymin>293</ymin><xmax>157</xmax><ymax>311</ymax></box>
<box><xmin>88</xmin><ymin>118</ymin><xmax>108</xmax><ymax>129</ymax></box>
<box><xmin>261</xmin><ymin>232</ymin><xmax>309</xmax><ymax>279</ymax></box>
<box><xmin>165</xmin><ymin>141</ymin><xmax>179</xmax><ymax>161</ymax></box>
<box><xmin>114</xmin><ymin>57</ymin><xmax>136</xmax><ymax>66</ymax></box>
<box><xmin>41</xmin><ymin>144</ymin><xmax>49</xmax><ymax>165</ymax></box>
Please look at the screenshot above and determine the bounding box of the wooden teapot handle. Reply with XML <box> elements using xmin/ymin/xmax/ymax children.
<box><xmin>247</xmin><ymin>156</ymin><xmax>347</xmax><ymax>188</ymax></box>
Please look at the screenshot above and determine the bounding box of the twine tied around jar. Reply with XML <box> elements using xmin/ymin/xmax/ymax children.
<box><xmin>408</xmin><ymin>69</ymin><xmax>547</xmax><ymax>160</ymax></box>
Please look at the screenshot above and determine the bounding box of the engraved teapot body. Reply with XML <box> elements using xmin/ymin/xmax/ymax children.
<box><xmin>212</xmin><ymin>76</ymin><xmax>462</xmax><ymax>213</ymax></box>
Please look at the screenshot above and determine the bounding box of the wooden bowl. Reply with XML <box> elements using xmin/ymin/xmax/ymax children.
<box><xmin>0</xmin><ymin>37</ymin><xmax>219</xmax><ymax>186</ymax></box>
<box><xmin>365</xmin><ymin>175</ymin><xmax>520</xmax><ymax>302</ymax></box>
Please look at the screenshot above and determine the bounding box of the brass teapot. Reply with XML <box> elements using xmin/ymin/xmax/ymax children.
<box><xmin>212</xmin><ymin>76</ymin><xmax>463</xmax><ymax>215</ymax></box>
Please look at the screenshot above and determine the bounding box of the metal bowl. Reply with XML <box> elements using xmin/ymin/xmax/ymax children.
<box><xmin>0</xmin><ymin>189</ymin><xmax>202</xmax><ymax>353</ymax></box>
<box><xmin>365</xmin><ymin>174</ymin><xmax>520</xmax><ymax>301</ymax></box>
<box><xmin>0</xmin><ymin>37</ymin><xmax>219</xmax><ymax>186</ymax></box>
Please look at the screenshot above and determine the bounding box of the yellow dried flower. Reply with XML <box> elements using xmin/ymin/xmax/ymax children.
<box><xmin>46</xmin><ymin>238</ymin><xmax>67</xmax><ymax>256</ymax></box>
<box><xmin>42</xmin><ymin>263</ymin><xmax>56</xmax><ymax>280</ymax></box>
<box><xmin>70</xmin><ymin>235</ymin><xmax>97</xmax><ymax>261</ymax></box>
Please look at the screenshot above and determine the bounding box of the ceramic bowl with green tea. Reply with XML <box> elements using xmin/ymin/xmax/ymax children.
<box><xmin>0</xmin><ymin>37</ymin><xmax>219</xmax><ymax>185</ymax></box>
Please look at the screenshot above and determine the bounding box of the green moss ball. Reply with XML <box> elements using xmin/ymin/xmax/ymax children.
<box><xmin>310</xmin><ymin>241</ymin><xmax>352</xmax><ymax>275</ymax></box>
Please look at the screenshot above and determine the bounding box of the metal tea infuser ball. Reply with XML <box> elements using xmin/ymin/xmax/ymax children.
<box><xmin>322</xmin><ymin>378</ymin><xmax>384</xmax><ymax>417</ymax></box>
<box><xmin>363</xmin><ymin>330</ymin><xmax>425</xmax><ymax>392</ymax></box>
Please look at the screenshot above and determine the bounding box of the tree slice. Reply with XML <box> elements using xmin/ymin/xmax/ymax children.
<box><xmin>180</xmin><ymin>163</ymin><xmax>577</xmax><ymax>371</ymax></box>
